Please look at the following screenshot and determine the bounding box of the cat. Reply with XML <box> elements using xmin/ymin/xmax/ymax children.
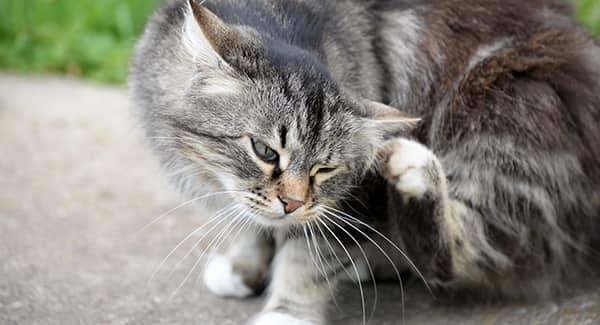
<box><xmin>130</xmin><ymin>0</ymin><xmax>600</xmax><ymax>323</ymax></box>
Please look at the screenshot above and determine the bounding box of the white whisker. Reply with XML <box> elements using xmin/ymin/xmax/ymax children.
<box><xmin>313</xmin><ymin>220</ymin><xmax>354</xmax><ymax>280</ymax></box>
<box><xmin>304</xmin><ymin>223</ymin><xmax>339</xmax><ymax>307</ymax></box>
<box><xmin>145</xmin><ymin>204</ymin><xmax>237</xmax><ymax>290</ymax></box>
<box><xmin>316</xmin><ymin>218</ymin><xmax>367</xmax><ymax>325</ymax></box>
<box><xmin>320</xmin><ymin>208</ymin><xmax>406</xmax><ymax>321</ymax></box>
<box><xmin>322</xmin><ymin>205</ymin><xmax>434</xmax><ymax>298</ymax></box>
<box><xmin>169</xmin><ymin>206</ymin><xmax>246</xmax><ymax>299</ymax></box>
<box><xmin>318</xmin><ymin>213</ymin><xmax>378</xmax><ymax>322</ymax></box>
<box><xmin>134</xmin><ymin>190</ymin><xmax>242</xmax><ymax>235</ymax></box>
<box><xmin>166</xmin><ymin>205</ymin><xmax>241</xmax><ymax>279</ymax></box>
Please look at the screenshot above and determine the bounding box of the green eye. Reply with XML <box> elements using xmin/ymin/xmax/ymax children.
<box><xmin>250</xmin><ymin>137</ymin><xmax>278</xmax><ymax>163</ymax></box>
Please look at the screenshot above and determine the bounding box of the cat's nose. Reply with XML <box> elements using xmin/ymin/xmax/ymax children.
<box><xmin>278</xmin><ymin>196</ymin><xmax>304</xmax><ymax>214</ymax></box>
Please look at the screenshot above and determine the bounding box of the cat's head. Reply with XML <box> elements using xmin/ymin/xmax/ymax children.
<box><xmin>131</xmin><ymin>0</ymin><xmax>418</xmax><ymax>227</ymax></box>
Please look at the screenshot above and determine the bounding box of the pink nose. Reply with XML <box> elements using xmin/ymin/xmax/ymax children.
<box><xmin>278</xmin><ymin>196</ymin><xmax>304</xmax><ymax>214</ymax></box>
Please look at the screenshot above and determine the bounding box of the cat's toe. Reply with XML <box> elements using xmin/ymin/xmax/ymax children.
<box><xmin>203</xmin><ymin>254</ymin><xmax>254</xmax><ymax>298</ymax></box>
<box><xmin>251</xmin><ymin>312</ymin><xmax>316</xmax><ymax>325</ymax></box>
<box><xmin>386</xmin><ymin>139</ymin><xmax>434</xmax><ymax>174</ymax></box>
<box><xmin>384</xmin><ymin>138</ymin><xmax>438</xmax><ymax>198</ymax></box>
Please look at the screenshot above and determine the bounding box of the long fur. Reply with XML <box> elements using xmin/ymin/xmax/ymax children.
<box><xmin>130</xmin><ymin>0</ymin><xmax>600</xmax><ymax>322</ymax></box>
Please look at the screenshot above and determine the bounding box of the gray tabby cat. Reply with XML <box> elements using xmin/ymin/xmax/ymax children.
<box><xmin>130</xmin><ymin>0</ymin><xmax>600</xmax><ymax>323</ymax></box>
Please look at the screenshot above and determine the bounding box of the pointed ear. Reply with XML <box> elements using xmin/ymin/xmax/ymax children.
<box><xmin>183</xmin><ymin>1</ymin><xmax>250</xmax><ymax>94</ymax></box>
<box><xmin>360</xmin><ymin>99</ymin><xmax>421</xmax><ymax>137</ymax></box>
<box><xmin>183</xmin><ymin>0</ymin><xmax>245</xmax><ymax>68</ymax></box>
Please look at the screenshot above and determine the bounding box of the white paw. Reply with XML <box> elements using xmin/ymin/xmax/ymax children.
<box><xmin>203</xmin><ymin>254</ymin><xmax>253</xmax><ymax>298</ymax></box>
<box><xmin>386</xmin><ymin>138</ymin><xmax>436</xmax><ymax>198</ymax></box>
<box><xmin>251</xmin><ymin>312</ymin><xmax>315</xmax><ymax>325</ymax></box>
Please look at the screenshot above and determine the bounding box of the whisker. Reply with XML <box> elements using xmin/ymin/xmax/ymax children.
<box><xmin>198</xmin><ymin>209</ymin><xmax>254</xmax><ymax>280</ymax></box>
<box><xmin>318</xmin><ymin>213</ymin><xmax>378</xmax><ymax>322</ymax></box>
<box><xmin>313</xmin><ymin>220</ymin><xmax>354</xmax><ymax>280</ymax></box>
<box><xmin>166</xmin><ymin>205</ymin><xmax>242</xmax><ymax>279</ymax></box>
<box><xmin>303</xmin><ymin>224</ymin><xmax>339</xmax><ymax>307</ymax></box>
<box><xmin>322</xmin><ymin>205</ymin><xmax>435</xmax><ymax>298</ymax></box>
<box><xmin>169</xmin><ymin>207</ymin><xmax>246</xmax><ymax>299</ymax></box>
<box><xmin>145</xmin><ymin>204</ymin><xmax>237</xmax><ymax>289</ymax></box>
<box><xmin>316</xmin><ymin>217</ymin><xmax>367</xmax><ymax>325</ymax></box>
<box><xmin>320</xmin><ymin>208</ymin><xmax>406</xmax><ymax>322</ymax></box>
<box><xmin>134</xmin><ymin>190</ymin><xmax>243</xmax><ymax>235</ymax></box>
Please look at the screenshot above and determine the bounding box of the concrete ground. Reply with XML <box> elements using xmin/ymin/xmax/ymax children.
<box><xmin>1</xmin><ymin>73</ymin><xmax>600</xmax><ymax>324</ymax></box>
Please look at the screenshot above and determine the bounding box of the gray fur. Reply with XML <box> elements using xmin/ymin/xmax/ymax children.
<box><xmin>130</xmin><ymin>0</ymin><xmax>600</xmax><ymax>323</ymax></box>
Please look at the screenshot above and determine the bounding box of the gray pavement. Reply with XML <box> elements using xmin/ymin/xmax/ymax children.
<box><xmin>1</xmin><ymin>73</ymin><xmax>599</xmax><ymax>324</ymax></box>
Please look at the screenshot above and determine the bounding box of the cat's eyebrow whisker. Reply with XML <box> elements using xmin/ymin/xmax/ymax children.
<box><xmin>169</xmin><ymin>206</ymin><xmax>246</xmax><ymax>299</ymax></box>
<box><xmin>315</xmin><ymin>217</ymin><xmax>367</xmax><ymax>325</ymax></box>
<box><xmin>318</xmin><ymin>212</ymin><xmax>379</xmax><ymax>323</ymax></box>
<box><xmin>134</xmin><ymin>190</ymin><xmax>243</xmax><ymax>235</ymax></box>
<box><xmin>322</xmin><ymin>205</ymin><xmax>435</xmax><ymax>299</ymax></box>
<box><xmin>145</xmin><ymin>204</ymin><xmax>237</xmax><ymax>290</ymax></box>
<box><xmin>319</xmin><ymin>207</ymin><xmax>406</xmax><ymax>322</ymax></box>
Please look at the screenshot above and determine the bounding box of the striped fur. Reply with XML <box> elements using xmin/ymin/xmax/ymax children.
<box><xmin>130</xmin><ymin>0</ymin><xmax>600</xmax><ymax>323</ymax></box>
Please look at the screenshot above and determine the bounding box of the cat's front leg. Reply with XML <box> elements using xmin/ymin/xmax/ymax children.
<box><xmin>203</xmin><ymin>224</ymin><xmax>274</xmax><ymax>298</ymax></box>
<box><xmin>252</xmin><ymin>236</ymin><xmax>333</xmax><ymax>325</ymax></box>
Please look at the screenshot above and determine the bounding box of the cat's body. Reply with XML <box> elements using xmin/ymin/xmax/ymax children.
<box><xmin>131</xmin><ymin>0</ymin><xmax>600</xmax><ymax>323</ymax></box>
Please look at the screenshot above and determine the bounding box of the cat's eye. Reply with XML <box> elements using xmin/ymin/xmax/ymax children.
<box><xmin>250</xmin><ymin>137</ymin><xmax>278</xmax><ymax>163</ymax></box>
<box><xmin>310</xmin><ymin>164</ymin><xmax>337</xmax><ymax>177</ymax></box>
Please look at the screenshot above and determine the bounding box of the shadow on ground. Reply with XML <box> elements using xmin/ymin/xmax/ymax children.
<box><xmin>1</xmin><ymin>73</ymin><xmax>599</xmax><ymax>324</ymax></box>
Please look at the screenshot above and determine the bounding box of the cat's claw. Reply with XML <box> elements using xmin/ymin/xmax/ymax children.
<box><xmin>251</xmin><ymin>312</ymin><xmax>316</xmax><ymax>325</ymax></box>
<box><xmin>384</xmin><ymin>138</ymin><xmax>439</xmax><ymax>199</ymax></box>
<box><xmin>203</xmin><ymin>254</ymin><xmax>254</xmax><ymax>298</ymax></box>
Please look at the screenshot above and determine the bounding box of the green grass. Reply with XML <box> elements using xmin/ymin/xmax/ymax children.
<box><xmin>577</xmin><ymin>0</ymin><xmax>600</xmax><ymax>35</ymax></box>
<box><xmin>0</xmin><ymin>0</ymin><xmax>158</xmax><ymax>84</ymax></box>
<box><xmin>0</xmin><ymin>0</ymin><xmax>599</xmax><ymax>84</ymax></box>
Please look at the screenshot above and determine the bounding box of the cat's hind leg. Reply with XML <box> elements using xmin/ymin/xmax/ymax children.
<box><xmin>382</xmin><ymin>131</ymin><xmax>596</xmax><ymax>297</ymax></box>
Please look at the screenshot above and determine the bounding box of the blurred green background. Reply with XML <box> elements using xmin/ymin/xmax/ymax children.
<box><xmin>0</xmin><ymin>0</ymin><xmax>599</xmax><ymax>84</ymax></box>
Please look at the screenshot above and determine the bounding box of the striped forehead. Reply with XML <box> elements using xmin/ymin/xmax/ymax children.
<box><xmin>273</xmin><ymin>111</ymin><xmax>335</xmax><ymax>171</ymax></box>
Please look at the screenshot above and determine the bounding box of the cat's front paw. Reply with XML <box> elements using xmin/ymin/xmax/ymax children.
<box><xmin>382</xmin><ymin>138</ymin><xmax>441</xmax><ymax>199</ymax></box>
<box><xmin>203</xmin><ymin>254</ymin><xmax>254</xmax><ymax>298</ymax></box>
<box><xmin>250</xmin><ymin>312</ymin><xmax>316</xmax><ymax>325</ymax></box>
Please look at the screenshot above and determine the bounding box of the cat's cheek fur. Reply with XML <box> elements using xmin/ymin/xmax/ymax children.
<box><xmin>203</xmin><ymin>254</ymin><xmax>254</xmax><ymax>298</ymax></box>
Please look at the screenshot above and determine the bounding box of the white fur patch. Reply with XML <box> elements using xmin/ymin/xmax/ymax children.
<box><xmin>203</xmin><ymin>254</ymin><xmax>253</xmax><ymax>298</ymax></box>
<box><xmin>396</xmin><ymin>168</ymin><xmax>428</xmax><ymax>198</ymax></box>
<box><xmin>388</xmin><ymin>139</ymin><xmax>435</xmax><ymax>198</ymax></box>
<box><xmin>278</xmin><ymin>151</ymin><xmax>290</xmax><ymax>170</ymax></box>
<box><xmin>388</xmin><ymin>139</ymin><xmax>433</xmax><ymax>173</ymax></box>
<box><xmin>252</xmin><ymin>312</ymin><xmax>315</xmax><ymax>325</ymax></box>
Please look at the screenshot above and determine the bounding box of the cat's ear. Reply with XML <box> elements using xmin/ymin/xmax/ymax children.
<box><xmin>183</xmin><ymin>0</ymin><xmax>243</xmax><ymax>69</ymax></box>
<box><xmin>359</xmin><ymin>99</ymin><xmax>421</xmax><ymax>137</ymax></box>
